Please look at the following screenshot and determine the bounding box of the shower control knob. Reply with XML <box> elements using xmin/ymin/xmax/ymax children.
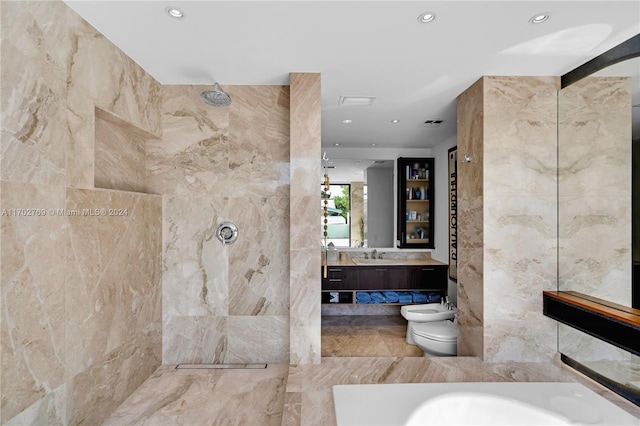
<box><xmin>216</xmin><ymin>221</ymin><xmax>239</xmax><ymax>245</ymax></box>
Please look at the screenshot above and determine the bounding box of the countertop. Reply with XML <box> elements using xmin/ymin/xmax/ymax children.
<box><xmin>325</xmin><ymin>258</ymin><xmax>448</xmax><ymax>267</ymax></box>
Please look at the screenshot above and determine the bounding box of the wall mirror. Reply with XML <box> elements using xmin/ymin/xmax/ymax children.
<box><xmin>321</xmin><ymin>157</ymin><xmax>395</xmax><ymax>248</ymax></box>
<box><xmin>320</xmin><ymin>147</ymin><xmax>433</xmax><ymax>249</ymax></box>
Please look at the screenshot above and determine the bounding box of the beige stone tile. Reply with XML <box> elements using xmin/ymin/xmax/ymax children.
<box><xmin>4</xmin><ymin>384</ymin><xmax>66</xmax><ymax>426</ymax></box>
<box><xmin>65</xmin><ymin>189</ymin><xmax>162</xmax><ymax>376</ymax></box>
<box><xmin>66</xmin><ymin>20</ymin><xmax>161</xmax><ymax>137</ymax></box>
<box><xmin>162</xmin><ymin>316</ymin><xmax>228</xmax><ymax>365</ymax></box>
<box><xmin>0</xmin><ymin>6</ymin><xmax>68</xmax><ymax>185</ymax></box>
<box><xmin>228</xmin><ymin>85</ymin><xmax>290</xmax><ymax>195</ymax></box>
<box><xmin>290</xmin><ymin>325</ymin><xmax>322</xmax><ymax>365</ymax></box>
<box><xmin>94</xmin><ymin>108</ymin><xmax>156</xmax><ymax>193</ymax></box>
<box><xmin>0</xmin><ymin>181</ymin><xmax>66</xmax><ymax>422</ymax></box>
<box><xmin>67</xmin><ymin>328</ymin><xmax>161</xmax><ymax>426</ymax></box>
<box><xmin>227</xmin><ymin>316</ymin><xmax>290</xmax><ymax>364</ymax></box>
<box><xmin>162</xmin><ymin>194</ymin><xmax>229</xmax><ymax>319</ymax></box>
<box><xmin>289</xmin><ymin>73</ymin><xmax>321</xmax><ymax>157</ymax></box>
<box><xmin>146</xmin><ymin>85</ymin><xmax>229</xmax><ymax>196</ymax></box>
<box><xmin>228</xmin><ymin>194</ymin><xmax>290</xmax><ymax>316</ymax></box>
<box><xmin>282</xmin><ymin>391</ymin><xmax>302</xmax><ymax>426</ymax></box>
<box><xmin>103</xmin><ymin>364</ymin><xmax>289</xmax><ymax>426</ymax></box>
<box><xmin>290</xmin><ymin>249</ymin><xmax>321</xmax><ymax>329</ymax></box>
<box><xmin>456</xmin><ymin>77</ymin><xmax>484</xmax><ymax>199</ymax></box>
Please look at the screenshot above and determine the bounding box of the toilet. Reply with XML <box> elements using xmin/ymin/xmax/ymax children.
<box><xmin>400</xmin><ymin>303</ymin><xmax>456</xmax><ymax>344</ymax></box>
<box><xmin>411</xmin><ymin>319</ymin><xmax>458</xmax><ymax>357</ymax></box>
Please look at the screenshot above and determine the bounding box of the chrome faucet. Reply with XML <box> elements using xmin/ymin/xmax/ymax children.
<box><xmin>371</xmin><ymin>249</ymin><xmax>377</xmax><ymax>259</ymax></box>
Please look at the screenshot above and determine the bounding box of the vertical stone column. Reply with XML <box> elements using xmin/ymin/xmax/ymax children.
<box><xmin>289</xmin><ymin>73</ymin><xmax>322</xmax><ymax>364</ymax></box>
<box><xmin>456</xmin><ymin>78</ymin><xmax>485</xmax><ymax>358</ymax></box>
<box><xmin>457</xmin><ymin>76</ymin><xmax>559</xmax><ymax>362</ymax></box>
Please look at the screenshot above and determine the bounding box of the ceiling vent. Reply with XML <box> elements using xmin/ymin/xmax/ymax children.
<box><xmin>339</xmin><ymin>96</ymin><xmax>376</xmax><ymax>106</ymax></box>
<box><xmin>424</xmin><ymin>119</ymin><xmax>444</xmax><ymax>127</ymax></box>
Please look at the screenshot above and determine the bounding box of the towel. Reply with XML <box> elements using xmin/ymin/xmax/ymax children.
<box><xmin>398</xmin><ymin>292</ymin><xmax>412</xmax><ymax>303</ymax></box>
<box><xmin>329</xmin><ymin>292</ymin><xmax>339</xmax><ymax>303</ymax></box>
<box><xmin>356</xmin><ymin>291</ymin><xmax>371</xmax><ymax>304</ymax></box>
<box><xmin>369</xmin><ymin>291</ymin><xmax>385</xmax><ymax>304</ymax></box>
<box><xmin>411</xmin><ymin>291</ymin><xmax>428</xmax><ymax>303</ymax></box>
<box><xmin>426</xmin><ymin>292</ymin><xmax>441</xmax><ymax>303</ymax></box>
<box><xmin>382</xmin><ymin>291</ymin><xmax>399</xmax><ymax>303</ymax></box>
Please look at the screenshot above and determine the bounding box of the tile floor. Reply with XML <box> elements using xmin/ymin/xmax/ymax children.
<box><xmin>321</xmin><ymin>315</ymin><xmax>423</xmax><ymax>357</ymax></box>
<box><xmin>103</xmin><ymin>316</ymin><xmax>640</xmax><ymax>425</ymax></box>
<box><xmin>104</xmin><ymin>356</ymin><xmax>640</xmax><ymax>425</ymax></box>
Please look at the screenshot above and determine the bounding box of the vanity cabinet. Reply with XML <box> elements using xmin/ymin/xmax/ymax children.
<box><xmin>321</xmin><ymin>264</ymin><xmax>447</xmax><ymax>304</ymax></box>
<box><xmin>397</xmin><ymin>157</ymin><xmax>435</xmax><ymax>249</ymax></box>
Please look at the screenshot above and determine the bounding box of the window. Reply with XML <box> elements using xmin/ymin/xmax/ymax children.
<box><xmin>321</xmin><ymin>184</ymin><xmax>350</xmax><ymax>247</ymax></box>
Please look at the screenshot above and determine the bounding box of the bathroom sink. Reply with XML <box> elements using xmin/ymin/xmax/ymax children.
<box><xmin>352</xmin><ymin>258</ymin><xmax>404</xmax><ymax>265</ymax></box>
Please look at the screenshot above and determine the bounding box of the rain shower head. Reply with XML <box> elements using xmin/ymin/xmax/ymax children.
<box><xmin>200</xmin><ymin>82</ymin><xmax>231</xmax><ymax>107</ymax></box>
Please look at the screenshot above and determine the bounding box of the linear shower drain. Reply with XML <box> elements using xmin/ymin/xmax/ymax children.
<box><xmin>175</xmin><ymin>363</ymin><xmax>267</xmax><ymax>370</ymax></box>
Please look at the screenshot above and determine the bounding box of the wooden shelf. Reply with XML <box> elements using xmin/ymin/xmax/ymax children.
<box><xmin>543</xmin><ymin>291</ymin><xmax>640</xmax><ymax>327</ymax></box>
<box><xmin>322</xmin><ymin>289</ymin><xmax>445</xmax><ymax>305</ymax></box>
<box><xmin>398</xmin><ymin>157</ymin><xmax>435</xmax><ymax>249</ymax></box>
<box><xmin>543</xmin><ymin>290</ymin><xmax>640</xmax><ymax>356</ymax></box>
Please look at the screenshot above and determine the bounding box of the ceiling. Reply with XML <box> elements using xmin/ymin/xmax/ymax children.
<box><xmin>65</xmin><ymin>0</ymin><xmax>639</xmax><ymax>168</ymax></box>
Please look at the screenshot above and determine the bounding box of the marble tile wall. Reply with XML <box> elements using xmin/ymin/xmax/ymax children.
<box><xmin>558</xmin><ymin>77</ymin><xmax>632</xmax><ymax>305</ymax></box>
<box><xmin>289</xmin><ymin>73</ymin><xmax>322</xmax><ymax>364</ymax></box>
<box><xmin>457</xmin><ymin>76</ymin><xmax>558</xmax><ymax>362</ymax></box>
<box><xmin>1</xmin><ymin>1</ymin><xmax>163</xmax><ymax>424</ymax></box>
<box><xmin>150</xmin><ymin>84</ymin><xmax>291</xmax><ymax>364</ymax></box>
<box><xmin>95</xmin><ymin>108</ymin><xmax>157</xmax><ymax>193</ymax></box>
<box><xmin>558</xmin><ymin>77</ymin><xmax>632</xmax><ymax>361</ymax></box>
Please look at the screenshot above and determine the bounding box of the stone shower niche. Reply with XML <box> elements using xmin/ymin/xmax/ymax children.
<box><xmin>94</xmin><ymin>107</ymin><xmax>159</xmax><ymax>193</ymax></box>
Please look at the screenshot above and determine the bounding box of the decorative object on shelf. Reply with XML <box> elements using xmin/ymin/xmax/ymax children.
<box><xmin>322</xmin><ymin>151</ymin><xmax>331</xmax><ymax>277</ymax></box>
<box><xmin>448</xmin><ymin>146</ymin><xmax>458</xmax><ymax>281</ymax></box>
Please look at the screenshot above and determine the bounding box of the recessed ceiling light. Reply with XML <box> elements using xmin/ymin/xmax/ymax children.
<box><xmin>418</xmin><ymin>12</ymin><xmax>436</xmax><ymax>24</ymax></box>
<box><xmin>166</xmin><ymin>7</ymin><xmax>184</xmax><ymax>19</ymax></box>
<box><xmin>334</xmin><ymin>143</ymin><xmax>340</xmax><ymax>146</ymax></box>
<box><xmin>371</xmin><ymin>143</ymin><xmax>377</xmax><ymax>147</ymax></box>
<box><xmin>391</xmin><ymin>119</ymin><xmax>400</xmax><ymax>123</ymax></box>
<box><xmin>529</xmin><ymin>13</ymin><xmax>550</xmax><ymax>24</ymax></box>
<box><xmin>342</xmin><ymin>119</ymin><xmax>353</xmax><ymax>124</ymax></box>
